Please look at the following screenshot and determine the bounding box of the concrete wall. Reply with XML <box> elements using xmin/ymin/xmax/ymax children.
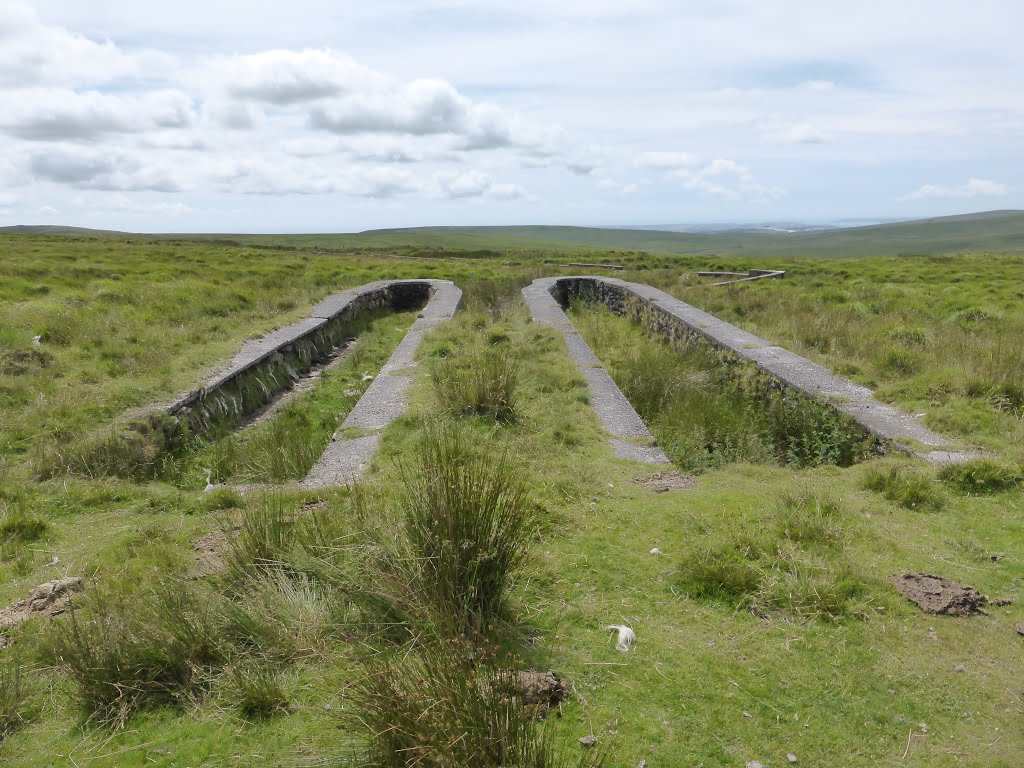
<box><xmin>546</xmin><ymin>277</ymin><xmax>969</xmax><ymax>464</ymax></box>
<box><xmin>165</xmin><ymin>280</ymin><xmax>439</xmax><ymax>438</ymax></box>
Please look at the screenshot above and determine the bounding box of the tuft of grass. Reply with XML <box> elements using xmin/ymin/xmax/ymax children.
<box><xmin>674</xmin><ymin>539</ymin><xmax>763</xmax><ymax>603</ymax></box>
<box><xmin>774</xmin><ymin>492</ymin><xmax>844</xmax><ymax>548</ymax></box>
<box><xmin>938</xmin><ymin>458</ymin><xmax>1023</xmax><ymax>494</ymax></box>
<box><xmin>674</xmin><ymin>493</ymin><xmax>871</xmax><ymax>620</ymax></box>
<box><xmin>0</xmin><ymin>656</ymin><xmax>28</xmax><ymax>741</ymax></box>
<box><xmin>399</xmin><ymin>422</ymin><xmax>530</xmax><ymax>633</ymax></box>
<box><xmin>226</xmin><ymin>658</ymin><xmax>290</xmax><ymax>719</ymax></box>
<box><xmin>861</xmin><ymin>463</ymin><xmax>944</xmax><ymax>510</ymax></box>
<box><xmin>432</xmin><ymin>347</ymin><xmax>521</xmax><ymax>423</ymax></box>
<box><xmin>220</xmin><ymin>570</ymin><xmax>335</xmax><ymax>661</ymax></box>
<box><xmin>0</xmin><ymin>506</ymin><xmax>48</xmax><ymax>543</ymax></box>
<box><xmin>50</xmin><ymin>584</ymin><xmax>227</xmax><ymax>727</ymax></box>
<box><xmin>349</xmin><ymin>634</ymin><xmax>603</xmax><ymax>768</ymax></box>
<box><xmin>225</xmin><ymin>494</ymin><xmax>302</xmax><ymax>578</ymax></box>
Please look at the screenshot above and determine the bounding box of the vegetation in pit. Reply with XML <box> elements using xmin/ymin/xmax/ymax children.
<box><xmin>571</xmin><ymin>302</ymin><xmax>875</xmax><ymax>471</ymax></box>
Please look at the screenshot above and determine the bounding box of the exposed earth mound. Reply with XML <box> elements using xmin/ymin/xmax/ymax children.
<box><xmin>891</xmin><ymin>573</ymin><xmax>988</xmax><ymax>616</ymax></box>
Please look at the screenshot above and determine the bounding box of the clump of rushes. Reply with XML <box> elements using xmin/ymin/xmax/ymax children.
<box><xmin>399</xmin><ymin>422</ymin><xmax>530</xmax><ymax>634</ymax></box>
<box><xmin>51</xmin><ymin>583</ymin><xmax>226</xmax><ymax>727</ymax></box>
<box><xmin>349</xmin><ymin>632</ymin><xmax>603</xmax><ymax>768</ymax></box>
<box><xmin>0</xmin><ymin>656</ymin><xmax>28</xmax><ymax>741</ymax></box>
<box><xmin>225</xmin><ymin>657</ymin><xmax>290</xmax><ymax>718</ymax></box>
<box><xmin>862</xmin><ymin>463</ymin><xmax>944</xmax><ymax>510</ymax></box>
<box><xmin>431</xmin><ymin>346</ymin><xmax>521</xmax><ymax>423</ymax></box>
<box><xmin>938</xmin><ymin>459</ymin><xmax>1023</xmax><ymax>494</ymax></box>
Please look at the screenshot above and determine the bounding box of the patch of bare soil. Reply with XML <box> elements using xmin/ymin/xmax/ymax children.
<box><xmin>190</xmin><ymin>530</ymin><xmax>228</xmax><ymax>579</ymax></box>
<box><xmin>891</xmin><ymin>573</ymin><xmax>988</xmax><ymax>616</ymax></box>
<box><xmin>0</xmin><ymin>577</ymin><xmax>83</xmax><ymax>645</ymax></box>
<box><xmin>636</xmin><ymin>471</ymin><xmax>695</xmax><ymax>493</ymax></box>
<box><xmin>516</xmin><ymin>670</ymin><xmax>567</xmax><ymax>717</ymax></box>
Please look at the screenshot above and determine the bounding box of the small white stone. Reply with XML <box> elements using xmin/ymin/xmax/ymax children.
<box><xmin>649</xmin><ymin>547</ymin><xmax>661</xmax><ymax>555</ymax></box>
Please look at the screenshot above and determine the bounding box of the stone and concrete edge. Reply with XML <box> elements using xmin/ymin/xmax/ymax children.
<box><xmin>300</xmin><ymin>281</ymin><xmax>464</xmax><ymax>488</ymax></box>
<box><xmin>543</xmin><ymin>276</ymin><xmax>976</xmax><ymax>465</ymax></box>
<box><xmin>163</xmin><ymin>279</ymin><xmax>447</xmax><ymax>432</ymax></box>
<box><xmin>521</xmin><ymin>279</ymin><xmax>669</xmax><ymax>465</ymax></box>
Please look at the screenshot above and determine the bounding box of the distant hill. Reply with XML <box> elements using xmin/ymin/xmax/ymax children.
<box><xmin>0</xmin><ymin>224</ymin><xmax>127</xmax><ymax>237</ymax></box>
<box><xmin>3</xmin><ymin>210</ymin><xmax>1023</xmax><ymax>258</ymax></box>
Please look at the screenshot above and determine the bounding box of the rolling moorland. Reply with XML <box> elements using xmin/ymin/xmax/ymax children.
<box><xmin>0</xmin><ymin>212</ymin><xmax>1023</xmax><ymax>766</ymax></box>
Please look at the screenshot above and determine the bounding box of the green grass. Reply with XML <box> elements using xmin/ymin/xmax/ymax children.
<box><xmin>649</xmin><ymin>252</ymin><xmax>1024</xmax><ymax>456</ymax></box>
<box><xmin>2</xmin><ymin>232</ymin><xmax>1024</xmax><ymax>765</ymax></box>
<box><xmin>571</xmin><ymin>303</ymin><xmax>875</xmax><ymax>471</ymax></box>
<box><xmin>861</xmin><ymin>463</ymin><xmax>945</xmax><ymax>511</ymax></box>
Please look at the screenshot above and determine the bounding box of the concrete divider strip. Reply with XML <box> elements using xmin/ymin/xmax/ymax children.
<box><xmin>301</xmin><ymin>280</ymin><xmax>463</xmax><ymax>488</ymax></box>
<box><xmin>522</xmin><ymin>279</ymin><xmax>669</xmax><ymax>464</ymax></box>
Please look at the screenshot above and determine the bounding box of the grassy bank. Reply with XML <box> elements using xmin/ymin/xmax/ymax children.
<box><xmin>1</xmin><ymin>233</ymin><xmax>1023</xmax><ymax>765</ymax></box>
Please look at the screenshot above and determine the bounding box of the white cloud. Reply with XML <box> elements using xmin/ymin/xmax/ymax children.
<box><xmin>635</xmin><ymin>151</ymin><xmax>700</xmax><ymax>169</ymax></box>
<box><xmin>671</xmin><ymin>158</ymin><xmax>786</xmax><ymax>201</ymax></box>
<box><xmin>901</xmin><ymin>177</ymin><xmax>1008</xmax><ymax>201</ymax></box>
<box><xmin>38</xmin><ymin>205</ymin><xmax>59</xmax><ymax>217</ymax></box>
<box><xmin>761</xmin><ymin>122</ymin><xmax>828</xmax><ymax>144</ymax></box>
<box><xmin>0</xmin><ymin>4</ymin><xmax>165</xmax><ymax>88</ymax></box>
<box><xmin>210</xmin><ymin>48</ymin><xmax>386</xmax><ymax>105</ymax></box>
<box><xmin>435</xmin><ymin>170</ymin><xmax>529</xmax><ymax>200</ymax></box>
<box><xmin>27</xmin><ymin>146</ymin><xmax>184</xmax><ymax>192</ymax></box>
<box><xmin>2</xmin><ymin>89</ymin><xmax>194</xmax><ymax>141</ymax></box>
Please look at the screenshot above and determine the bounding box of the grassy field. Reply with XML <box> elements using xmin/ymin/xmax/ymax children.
<box><xmin>1</xmin><ymin>230</ymin><xmax>1023</xmax><ymax>766</ymax></box>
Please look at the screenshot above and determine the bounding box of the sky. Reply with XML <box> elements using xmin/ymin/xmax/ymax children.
<box><xmin>0</xmin><ymin>0</ymin><xmax>1022</xmax><ymax>232</ymax></box>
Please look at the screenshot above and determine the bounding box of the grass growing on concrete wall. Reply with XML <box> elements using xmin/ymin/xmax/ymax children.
<box><xmin>571</xmin><ymin>303</ymin><xmax>874</xmax><ymax>471</ymax></box>
<box><xmin>180</xmin><ymin>309</ymin><xmax>419</xmax><ymax>486</ymax></box>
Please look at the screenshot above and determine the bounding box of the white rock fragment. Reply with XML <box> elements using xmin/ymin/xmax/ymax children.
<box><xmin>788</xmin><ymin>753</ymin><xmax>799</xmax><ymax>764</ymax></box>
<box><xmin>649</xmin><ymin>547</ymin><xmax>661</xmax><ymax>555</ymax></box>
<box><xmin>361</xmin><ymin>373</ymin><xmax>374</xmax><ymax>381</ymax></box>
<box><xmin>606</xmin><ymin>624</ymin><xmax>635</xmax><ymax>652</ymax></box>
<box><xmin>32</xmin><ymin>335</ymin><xmax>42</xmax><ymax>346</ymax></box>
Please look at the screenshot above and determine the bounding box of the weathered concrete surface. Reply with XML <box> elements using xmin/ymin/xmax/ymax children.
<box><xmin>541</xmin><ymin>276</ymin><xmax>972</xmax><ymax>464</ymax></box>
<box><xmin>166</xmin><ymin>280</ymin><xmax>435</xmax><ymax>434</ymax></box>
<box><xmin>302</xmin><ymin>280</ymin><xmax>463</xmax><ymax>488</ymax></box>
<box><xmin>522</xmin><ymin>279</ymin><xmax>669</xmax><ymax>464</ymax></box>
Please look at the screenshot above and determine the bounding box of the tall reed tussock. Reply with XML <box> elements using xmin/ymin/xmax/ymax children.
<box><xmin>376</xmin><ymin>423</ymin><xmax>532</xmax><ymax>634</ymax></box>
<box><xmin>431</xmin><ymin>347</ymin><xmax>521</xmax><ymax>423</ymax></box>
<box><xmin>51</xmin><ymin>585</ymin><xmax>227</xmax><ymax>726</ymax></box>
<box><xmin>349</xmin><ymin>631</ymin><xmax>602</xmax><ymax>768</ymax></box>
